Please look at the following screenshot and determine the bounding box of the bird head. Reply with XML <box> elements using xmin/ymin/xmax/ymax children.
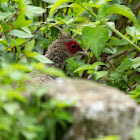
<box><xmin>65</xmin><ymin>41</ymin><xmax>83</xmax><ymax>54</ymax></box>
<box><xmin>57</xmin><ymin>31</ymin><xmax>83</xmax><ymax>56</ymax></box>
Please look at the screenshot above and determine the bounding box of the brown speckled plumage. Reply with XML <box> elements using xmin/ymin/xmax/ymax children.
<box><xmin>45</xmin><ymin>32</ymin><xmax>76</xmax><ymax>69</ymax></box>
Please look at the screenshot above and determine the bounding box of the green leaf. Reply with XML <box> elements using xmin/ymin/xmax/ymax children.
<box><xmin>74</xmin><ymin>64</ymin><xmax>93</xmax><ymax>74</ymax></box>
<box><xmin>82</xmin><ymin>26</ymin><xmax>109</xmax><ymax>58</ymax></box>
<box><xmin>26</xmin><ymin>51</ymin><xmax>53</xmax><ymax>63</ymax></box>
<box><xmin>14</xmin><ymin>10</ymin><xmax>32</xmax><ymax>29</ymax></box>
<box><xmin>82</xmin><ymin>0</ymin><xmax>107</xmax><ymax>8</ymax></box>
<box><xmin>126</xmin><ymin>26</ymin><xmax>140</xmax><ymax>40</ymax></box>
<box><xmin>0</xmin><ymin>11</ymin><xmax>11</xmax><ymax>20</ymax></box>
<box><xmin>0</xmin><ymin>50</ymin><xmax>13</xmax><ymax>63</ymax></box>
<box><xmin>13</xmin><ymin>63</ymin><xmax>34</xmax><ymax>72</ymax></box>
<box><xmin>49</xmin><ymin>0</ymin><xmax>71</xmax><ymax>17</ymax></box>
<box><xmin>51</xmin><ymin>26</ymin><xmax>60</xmax><ymax>38</ymax></box>
<box><xmin>106</xmin><ymin>22</ymin><xmax>115</xmax><ymax>30</ymax></box>
<box><xmin>0</xmin><ymin>0</ymin><xmax>9</xmax><ymax>4</ymax></box>
<box><xmin>18</xmin><ymin>0</ymin><xmax>25</xmax><ymax>9</ymax></box>
<box><xmin>34</xmin><ymin>54</ymin><xmax>53</xmax><ymax>63</ymax></box>
<box><xmin>21</xmin><ymin>26</ymin><xmax>31</xmax><ymax>34</ymax></box>
<box><xmin>74</xmin><ymin>62</ymin><xmax>106</xmax><ymax>74</ymax></box>
<box><xmin>104</xmin><ymin>47</ymin><xmax>117</xmax><ymax>54</ymax></box>
<box><xmin>10</xmin><ymin>38</ymin><xmax>26</xmax><ymax>47</ymax></box>
<box><xmin>0</xmin><ymin>116</ymin><xmax>11</xmax><ymax>131</ymax></box>
<box><xmin>3</xmin><ymin>22</ymin><xmax>11</xmax><ymax>32</ymax></box>
<box><xmin>97</xmin><ymin>3</ymin><xmax>108</xmax><ymax>19</ymax></box>
<box><xmin>108</xmin><ymin>4</ymin><xmax>138</xmax><ymax>26</ymax></box>
<box><xmin>42</xmin><ymin>0</ymin><xmax>57</xmax><ymax>3</ymax></box>
<box><xmin>3</xmin><ymin>102</ymin><xmax>19</xmax><ymax>115</ymax></box>
<box><xmin>109</xmin><ymin>39</ymin><xmax>128</xmax><ymax>46</ymax></box>
<box><xmin>25</xmin><ymin>51</ymin><xmax>38</xmax><ymax>58</ymax></box>
<box><xmin>0</xmin><ymin>38</ymin><xmax>8</xmax><ymax>46</ymax></box>
<box><xmin>31</xmin><ymin>63</ymin><xmax>66</xmax><ymax>77</ymax></box>
<box><xmin>118</xmin><ymin>57</ymin><xmax>140</xmax><ymax>72</ymax></box>
<box><xmin>135</xmin><ymin>84</ymin><xmax>140</xmax><ymax>91</ymax></box>
<box><xmin>39</xmin><ymin>66</ymin><xmax>66</xmax><ymax>77</ymax></box>
<box><xmin>7</xmin><ymin>30</ymin><xmax>33</xmax><ymax>38</ymax></box>
<box><xmin>71</xmin><ymin>3</ymin><xmax>85</xmax><ymax>16</ymax></box>
<box><xmin>94</xmin><ymin>71</ymin><xmax>108</xmax><ymax>81</ymax></box>
<box><xmin>93</xmin><ymin>0</ymin><xmax>107</xmax><ymax>6</ymax></box>
<box><xmin>8</xmin><ymin>36</ymin><xmax>21</xmax><ymax>53</ymax></box>
<box><xmin>129</xmin><ymin>84</ymin><xmax>140</xmax><ymax>102</ymax></box>
<box><xmin>25</xmin><ymin>39</ymin><xmax>35</xmax><ymax>52</ymax></box>
<box><xmin>92</xmin><ymin>135</ymin><xmax>120</xmax><ymax>140</ymax></box>
<box><xmin>26</xmin><ymin>6</ymin><xmax>46</xmax><ymax>14</ymax></box>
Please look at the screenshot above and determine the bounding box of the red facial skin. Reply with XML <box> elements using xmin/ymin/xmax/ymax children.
<box><xmin>66</xmin><ymin>41</ymin><xmax>82</xmax><ymax>54</ymax></box>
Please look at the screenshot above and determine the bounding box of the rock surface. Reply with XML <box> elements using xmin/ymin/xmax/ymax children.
<box><xmin>46</xmin><ymin>78</ymin><xmax>139</xmax><ymax>140</ymax></box>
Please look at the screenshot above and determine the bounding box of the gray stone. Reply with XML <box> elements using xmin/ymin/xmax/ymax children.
<box><xmin>47</xmin><ymin>78</ymin><xmax>139</xmax><ymax>140</ymax></box>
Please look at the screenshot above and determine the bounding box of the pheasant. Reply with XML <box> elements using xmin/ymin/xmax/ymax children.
<box><xmin>28</xmin><ymin>29</ymin><xmax>83</xmax><ymax>85</ymax></box>
<box><xmin>45</xmin><ymin>31</ymin><xmax>83</xmax><ymax>69</ymax></box>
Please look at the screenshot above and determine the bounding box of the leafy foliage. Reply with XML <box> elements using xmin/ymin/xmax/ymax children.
<box><xmin>82</xmin><ymin>26</ymin><xmax>109</xmax><ymax>58</ymax></box>
<box><xmin>107</xmin><ymin>4</ymin><xmax>138</xmax><ymax>26</ymax></box>
<box><xmin>0</xmin><ymin>0</ymin><xmax>140</xmax><ymax>139</ymax></box>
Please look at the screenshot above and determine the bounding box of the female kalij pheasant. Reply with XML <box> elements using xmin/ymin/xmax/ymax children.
<box><xmin>28</xmin><ymin>31</ymin><xmax>83</xmax><ymax>84</ymax></box>
<box><xmin>45</xmin><ymin>31</ymin><xmax>83</xmax><ymax>69</ymax></box>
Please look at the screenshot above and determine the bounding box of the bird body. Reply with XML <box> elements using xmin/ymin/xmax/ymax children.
<box><xmin>27</xmin><ymin>31</ymin><xmax>83</xmax><ymax>85</ymax></box>
<box><xmin>45</xmin><ymin>32</ymin><xmax>82</xmax><ymax>69</ymax></box>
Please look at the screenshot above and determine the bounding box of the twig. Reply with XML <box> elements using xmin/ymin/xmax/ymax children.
<box><xmin>105</xmin><ymin>49</ymin><xmax>135</xmax><ymax>77</ymax></box>
<box><xmin>16</xmin><ymin>53</ymin><xmax>25</xmax><ymax>63</ymax></box>
<box><xmin>107</xmin><ymin>49</ymin><xmax>135</xmax><ymax>71</ymax></box>
<box><xmin>107</xmin><ymin>58</ymin><xmax>115</xmax><ymax>70</ymax></box>
<box><xmin>118</xmin><ymin>17</ymin><xmax>127</xmax><ymax>31</ymax></box>
<box><xmin>6</xmin><ymin>9</ymin><xmax>19</xmax><ymax>24</ymax></box>
<box><xmin>116</xmin><ymin>15</ymin><xmax>123</xmax><ymax>30</ymax></box>
<box><xmin>81</xmin><ymin>56</ymin><xmax>97</xmax><ymax>78</ymax></box>
<box><xmin>20</xmin><ymin>22</ymin><xmax>48</xmax><ymax>50</ymax></box>
<box><xmin>123</xmin><ymin>4</ymin><xmax>140</xmax><ymax>34</ymax></box>
<box><xmin>65</xmin><ymin>2</ymin><xmax>71</xmax><ymax>15</ymax></box>
<box><xmin>42</xmin><ymin>1</ymin><xmax>46</xmax><ymax>39</ymax></box>
<box><xmin>134</xmin><ymin>51</ymin><xmax>140</xmax><ymax>58</ymax></box>
<box><xmin>36</xmin><ymin>111</ymin><xmax>47</xmax><ymax>125</ymax></box>
<box><xmin>37</xmin><ymin>0</ymin><xmax>41</xmax><ymax>22</ymax></box>
<box><xmin>0</xmin><ymin>9</ymin><xmax>19</xmax><ymax>36</ymax></box>
<box><xmin>43</xmin><ymin>2</ymin><xmax>49</xmax><ymax>55</ymax></box>
<box><xmin>116</xmin><ymin>0</ymin><xmax>129</xmax><ymax>30</ymax></box>
<box><xmin>46</xmin><ymin>3</ymin><xmax>49</xmax><ymax>17</ymax></box>
<box><xmin>126</xmin><ymin>83</ymin><xmax>138</xmax><ymax>93</ymax></box>
<box><xmin>108</xmin><ymin>49</ymin><xmax>135</xmax><ymax>60</ymax></box>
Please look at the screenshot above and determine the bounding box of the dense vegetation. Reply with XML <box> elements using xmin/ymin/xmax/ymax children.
<box><xmin>0</xmin><ymin>0</ymin><xmax>140</xmax><ymax>139</ymax></box>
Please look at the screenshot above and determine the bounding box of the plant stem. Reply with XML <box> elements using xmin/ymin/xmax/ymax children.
<box><xmin>78</xmin><ymin>3</ymin><xmax>140</xmax><ymax>52</ymax></box>
<box><xmin>104</xmin><ymin>21</ymin><xmax>140</xmax><ymax>52</ymax></box>
<box><xmin>20</xmin><ymin>22</ymin><xmax>48</xmax><ymax>50</ymax></box>
<box><xmin>42</xmin><ymin>1</ymin><xmax>46</xmax><ymax>38</ymax></box>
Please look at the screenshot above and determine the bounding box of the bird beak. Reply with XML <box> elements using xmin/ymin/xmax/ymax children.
<box><xmin>77</xmin><ymin>50</ymin><xmax>89</xmax><ymax>57</ymax></box>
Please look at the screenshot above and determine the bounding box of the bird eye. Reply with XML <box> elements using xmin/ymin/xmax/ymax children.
<box><xmin>71</xmin><ymin>44</ymin><xmax>77</xmax><ymax>49</ymax></box>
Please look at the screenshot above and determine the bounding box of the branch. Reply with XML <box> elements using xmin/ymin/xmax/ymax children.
<box><xmin>107</xmin><ymin>58</ymin><xmax>115</xmax><ymax>70</ymax></box>
<box><xmin>126</xmin><ymin>83</ymin><xmax>138</xmax><ymax>93</ymax></box>
<box><xmin>42</xmin><ymin>1</ymin><xmax>46</xmax><ymax>39</ymax></box>
<box><xmin>20</xmin><ymin>22</ymin><xmax>48</xmax><ymax>50</ymax></box>
<box><xmin>105</xmin><ymin>49</ymin><xmax>135</xmax><ymax>76</ymax></box>
<box><xmin>108</xmin><ymin>49</ymin><xmax>136</xmax><ymax>60</ymax></box>
<box><xmin>0</xmin><ymin>9</ymin><xmax>19</xmax><ymax>37</ymax></box>
<box><xmin>65</xmin><ymin>2</ymin><xmax>71</xmax><ymax>15</ymax></box>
